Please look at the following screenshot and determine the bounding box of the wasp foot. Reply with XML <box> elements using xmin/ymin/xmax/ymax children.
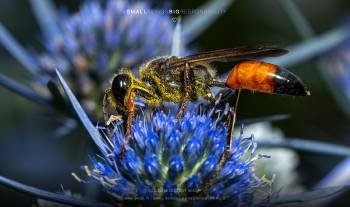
<box><xmin>105</xmin><ymin>115</ymin><xmax>123</xmax><ymax>126</ymax></box>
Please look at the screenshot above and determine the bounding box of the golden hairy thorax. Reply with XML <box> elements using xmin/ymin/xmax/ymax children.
<box><xmin>138</xmin><ymin>56</ymin><xmax>216</xmax><ymax>105</ymax></box>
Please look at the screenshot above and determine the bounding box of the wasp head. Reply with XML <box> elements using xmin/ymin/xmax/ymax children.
<box><xmin>111</xmin><ymin>73</ymin><xmax>132</xmax><ymax>106</ymax></box>
<box><xmin>110</xmin><ymin>71</ymin><xmax>153</xmax><ymax>111</ymax></box>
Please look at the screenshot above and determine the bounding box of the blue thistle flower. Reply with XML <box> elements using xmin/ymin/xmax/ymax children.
<box><xmin>36</xmin><ymin>0</ymin><xmax>175</xmax><ymax>74</ymax></box>
<box><xmin>52</xmin><ymin>68</ymin><xmax>350</xmax><ymax>206</ymax></box>
<box><xmin>82</xmin><ymin>104</ymin><xmax>272</xmax><ymax>206</ymax></box>
<box><xmin>30</xmin><ymin>0</ymin><xmax>180</xmax><ymax>117</ymax></box>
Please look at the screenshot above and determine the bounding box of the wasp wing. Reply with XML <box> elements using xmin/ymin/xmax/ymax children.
<box><xmin>170</xmin><ymin>46</ymin><xmax>288</xmax><ymax>67</ymax></box>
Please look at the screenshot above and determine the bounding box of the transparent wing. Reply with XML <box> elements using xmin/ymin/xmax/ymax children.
<box><xmin>170</xmin><ymin>46</ymin><xmax>288</xmax><ymax>68</ymax></box>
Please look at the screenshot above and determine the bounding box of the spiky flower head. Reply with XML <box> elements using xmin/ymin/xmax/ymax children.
<box><xmin>79</xmin><ymin>104</ymin><xmax>273</xmax><ymax>206</ymax></box>
<box><xmin>32</xmin><ymin>0</ymin><xmax>178</xmax><ymax>117</ymax></box>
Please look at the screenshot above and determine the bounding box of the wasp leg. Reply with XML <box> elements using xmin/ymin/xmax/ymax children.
<box><xmin>103</xmin><ymin>89</ymin><xmax>123</xmax><ymax>126</ymax></box>
<box><xmin>105</xmin><ymin>114</ymin><xmax>123</xmax><ymax>126</ymax></box>
<box><xmin>221</xmin><ymin>89</ymin><xmax>241</xmax><ymax>156</ymax></box>
<box><xmin>175</xmin><ymin>62</ymin><xmax>192</xmax><ymax>119</ymax></box>
<box><xmin>119</xmin><ymin>91</ymin><xmax>136</xmax><ymax>159</ymax></box>
<box><xmin>197</xmin><ymin>89</ymin><xmax>241</xmax><ymax>195</ymax></box>
<box><xmin>125</xmin><ymin>110</ymin><xmax>134</xmax><ymax>135</ymax></box>
<box><xmin>117</xmin><ymin>111</ymin><xmax>134</xmax><ymax>159</ymax></box>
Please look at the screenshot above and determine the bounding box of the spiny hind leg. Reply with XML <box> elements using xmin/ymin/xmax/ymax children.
<box><xmin>223</xmin><ymin>89</ymin><xmax>241</xmax><ymax>153</ymax></box>
<box><xmin>175</xmin><ymin>62</ymin><xmax>192</xmax><ymax>120</ymax></box>
<box><xmin>197</xmin><ymin>89</ymin><xmax>241</xmax><ymax>195</ymax></box>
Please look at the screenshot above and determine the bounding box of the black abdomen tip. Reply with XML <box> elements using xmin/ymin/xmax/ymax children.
<box><xmin>273</xmin><ymin>68</ymin><xmax>310</xmax><ymax>96</ymax></box>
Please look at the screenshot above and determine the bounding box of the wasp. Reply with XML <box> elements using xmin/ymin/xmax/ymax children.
<box><xmin>103</xmin><ymin>46</ymin><xmax>309</xmax><ymax>142</ymax></box>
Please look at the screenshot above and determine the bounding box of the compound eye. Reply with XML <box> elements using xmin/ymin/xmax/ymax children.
<box><xmin>111</xmin><ymin>74</ymin><xmax>131</xmax><ymax>104</ymax></box>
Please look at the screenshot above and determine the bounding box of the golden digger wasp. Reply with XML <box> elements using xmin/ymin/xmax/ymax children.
<box><xmin>103</xmin><ymin>45</ymin><xmax>309</xmax><ymax>159</ymax></box>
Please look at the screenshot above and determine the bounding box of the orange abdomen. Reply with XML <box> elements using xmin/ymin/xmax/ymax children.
<box><xmin>226</xmin><ymin>61</ymin><xmax>277</xmax><ymax>93</ymax></box>
<box><xmin>225</xmin><ymin>61</ymin><xmax>310</xmax><ymax>96</ymax></box>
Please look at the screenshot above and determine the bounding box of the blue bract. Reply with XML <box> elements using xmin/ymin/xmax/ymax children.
<box><xmin>84</xmin><ymin>105</ymin><xmax>272</xmax><ymax>205</ymax></box>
